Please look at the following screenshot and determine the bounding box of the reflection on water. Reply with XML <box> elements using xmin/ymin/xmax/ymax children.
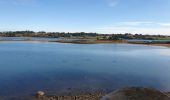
<box><xmin>0</xmin><ymin>42</ymin><xmax>170</xmax><ymax>99</ymax></box>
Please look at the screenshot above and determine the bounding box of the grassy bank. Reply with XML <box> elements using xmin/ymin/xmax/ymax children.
<box><xmin>53</xmin><ymin>39</ymin><xmax>170</xmax><ymax>47</ymax></box>
<box><xmin>0</xmin><ymin>39</ymin><xmax>170</xmax><ymax>47</ymax></box>
<box><xmin>53</xmin><ymin>40</ymin><xmax>127</xmax><ymax>44</ymax></box>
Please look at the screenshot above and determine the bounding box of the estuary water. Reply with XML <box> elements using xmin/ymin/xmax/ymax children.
<box><xmin>0</xmin><ymin>41</ymin><xmax>170</xmax><ymax>99</ymax></box>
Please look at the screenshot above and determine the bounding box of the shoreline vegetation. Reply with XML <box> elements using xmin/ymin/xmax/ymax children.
<box><xmin>0</xmin><ymin>31</ymin><xmax>170</xmax><ymax>40</ymax></box>
<box><xmin>53</xmin><ymin>39</ymin><xmax>170</xmax><ymax>47</ymax></box>
<box><xmin>0</xmin><ymin>31</ymin><xmax>170</xmax><ymax>47</ymax></box>
<box><xmin>53</xmin><ymin>40</ymin><xmax>127</xmax><ymax>44</ymax></box>
<box><xmin>0</xmin><ymin>38</ymin><xmax>170</xmax><ymax>47</ymax></box>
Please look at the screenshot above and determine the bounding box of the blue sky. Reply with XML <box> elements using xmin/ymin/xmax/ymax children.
<box><xmin>0</xmin><ymin>0</ymin><xmax>170</xmax><ymax>35</ymax></box>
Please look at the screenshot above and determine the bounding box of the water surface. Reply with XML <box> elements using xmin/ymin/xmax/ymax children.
<box><xmin>0</xmin><ymin>41</ymin><xmax>170</xmax><ymax>99</ymax></box>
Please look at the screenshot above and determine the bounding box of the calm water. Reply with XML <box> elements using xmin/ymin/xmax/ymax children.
<box><xmin>0</xmin><ymin>41</ymin><xmax>170</xmax><ymax>99</ymax></box>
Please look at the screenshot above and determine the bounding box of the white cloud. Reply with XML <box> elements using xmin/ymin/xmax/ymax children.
<box><xmin>108</xmin><ymin>1</ymin><xmax>118</xmax><ymax>7</ymax></box>
<box><xmin>0</xmin><ymin>0</ymin><xmax>37</xmax><ymax>5</ymax></box>
<box><xmin>95</xmin><ymin>22</ymin><xmax>170</xmax><ymax>35</ymax></box>
<box><xmin>107</xmin><ymin>0</ymin><xmax>119</xmax><ymax>7</ymax></box>
<box><xmin>159</xmin><ymin>23</ymin><xmax>170</xmax><ymax>27</ymax></box>
<box><xmin>114</xmin><ymin>21</ymin><xmax>155</xmax><ymax>27</ymax></box>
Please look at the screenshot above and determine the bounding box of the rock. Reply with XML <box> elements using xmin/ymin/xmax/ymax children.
<box><xmin>36</xmin><ymin>91</ymin><xmax>45</xmax><ymax>98</ymax></box>
<box><xmin>101</xmin><ymin>87</ymin><xmax>170</xmax><ymax>100</ymax></box>
<box><xmin>33</xmin><ymin>91</ymin><xmax>105</xmax><ymax>100</ymax></box>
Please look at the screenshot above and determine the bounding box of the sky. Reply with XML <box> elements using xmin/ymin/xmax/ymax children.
<box><xmin>0</xmin><ymin>0</ymin><xmax>170</xmax><ymax>35</ymax></box>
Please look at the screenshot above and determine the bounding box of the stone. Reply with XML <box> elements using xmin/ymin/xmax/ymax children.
<box><xmin>36</xmin><ymin>91</ymin><xmax>45</xmax><ymax>98</ymax></box>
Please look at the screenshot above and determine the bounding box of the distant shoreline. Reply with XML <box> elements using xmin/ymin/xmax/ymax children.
<box><xmin>0</xmin><ymin>39</ymin><xmax>170</xmax><ymax>47</ymax></box>
<box><xmin>53</xmin><ymin>40</ymin><xmax>170</xmax><ymax>47</ymax></box>
<box><xmin>53</xmin><ymin>40</ymin><xmax>127</xmax><ymax>44</ymax></box>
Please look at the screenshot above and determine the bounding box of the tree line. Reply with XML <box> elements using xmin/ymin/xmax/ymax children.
<box><xmin>0</xmin><ymin>31</ymin><xmax>169</xmax><ymax>40</ymax></box>
<box><xmin>0</xmin><ymin>31</ymin><xmax>98</xmax><ymax>38</ymax></box>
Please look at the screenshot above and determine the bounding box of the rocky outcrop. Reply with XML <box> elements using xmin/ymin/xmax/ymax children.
<box><xmin>101</xmin><ymin>87</ymin><xmax>170</xmax><ymax>100</ymax></box>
